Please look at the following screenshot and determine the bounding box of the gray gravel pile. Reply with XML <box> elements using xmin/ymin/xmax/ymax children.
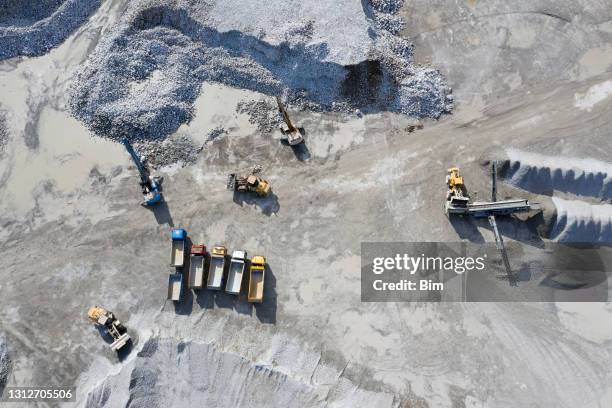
<box><xmin>135</xmin><ymin>134</ymin><xmax>200</xmax><ymax>168</ymax></box>
<box><xmin>236</xmin><ymin>99</ymin><xmax>282</xmax><ymax>133</ymax></box>
<box><xmin>369</xmin><ymin>0</ymin><xmax>405</xmax><ymax>14</ymax></box>
<box><xmin>0</xmin><ymin>111</ymin><xmax>8</xmax><ymax>156</ymax></box>
<box><xmin>0</xmin><ymin>0</ymin><xmax>101</xmax><ymax>60</ymax></box>
<box><xmin>365</xmin><ymin>0</ymin><xmax>406</xmax><ymax>34</ymax></box>
<box><xmin>85</xmin><ymin>338</ymin><xmax>323</xmax><ymax>408</ymax></box>
<box><xmin>69</xmin><ymin>1</ymin><xmax>452</xmax><ymax>164</ymax></box>
<box><xmin>0</xmin><ymin>338</ymin><xmax>10</xmax><ymax>396</ymax></box>
<box><xmin>395</xmin><ymin>67</ymin><xmax>454</xmax><ymax>118</ymax></box>
<box><xmin>206</xmin><ymin>126</ymin><xmax>227</xmax><ymax>142</ymax></box>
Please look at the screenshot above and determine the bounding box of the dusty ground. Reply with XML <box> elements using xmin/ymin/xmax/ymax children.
<box><xmin>1</xmin><ymin>0</ymin><xmax>612</xmax><ymax>407</ymax></box>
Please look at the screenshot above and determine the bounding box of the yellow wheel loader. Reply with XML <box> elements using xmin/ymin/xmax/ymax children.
<box><xmin>87</xmin><ymin>306</ymin><xmax>131</xmax><ymax>351</ymax></box>
<box><xmin>227</xmin><ymin>165</ymin><xmax>271</xmax><ymax>197</ymax></box>
<box><xmin>445</xmin><ymin>167</ymin><xmax>470</xmax><ymax>213</ymax></box>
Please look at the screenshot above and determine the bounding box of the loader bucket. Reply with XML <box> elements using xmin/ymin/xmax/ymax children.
<box><xmin>110</xmin><ymin>333</ymin><xmax>131</xmax><ymax>351</ymax></box>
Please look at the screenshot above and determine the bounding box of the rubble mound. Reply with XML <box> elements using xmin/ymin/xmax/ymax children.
<box><xmin>550</xmin><ymin>197</ymin><xmax>612</xmax><ymax>243</ymax></box>
<box><xmin>503</xmin><ymin>148</ymin><xmax>612</xmax><ymax>200</ymax></box>
<box><xmin>0</xmin><ymin>0</ymin><xmax>101</xmax><ymax>60</ymax></box>
<box><xmin>0</xmin><ymin>338</ymin><xmax>10</xmax><ymax>396</ymax></box>
<box><xmin>85</xmin><ymin>338</ymin><xmax>323</xmax><ymax>408</ymax></box>
<box><xmin>70</xmin><ymin>2</ymin><xmax>452</xmax><ymax>149</ymax></box>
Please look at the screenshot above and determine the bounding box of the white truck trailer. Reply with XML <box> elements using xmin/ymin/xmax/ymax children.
<box><xmin>226</xmin><ymin>250</ymin><xmax>247</xmax><ymax>295</ymax></box>
<box><xmin>168</xmin><ymin>272</ymin><xmax>183</xmax><ymax>301</ymax></box>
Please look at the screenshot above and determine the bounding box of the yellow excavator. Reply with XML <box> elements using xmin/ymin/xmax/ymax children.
<box><xmin>87</xmin><ymin>306</ymin><xmax>131</xmax><ymax>351</ymax></box>
<box><xmin>276</xmin><ymin>97</ymin><xmax>304</xmax><ymax>145</ymax></box>
<box><xmin>445</xmin><ymin>167</ymin><xmax>469</xmax><ymax>208</ymax></box>
<box><xmin>227</xmin><ymin>165</ymin><xmax>271</xmax><ymax>197</ymax></box>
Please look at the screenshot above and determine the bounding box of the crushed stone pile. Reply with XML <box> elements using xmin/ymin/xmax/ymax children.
<box><xmin>85</xmin><ymin>338</ymin><xmax>324</xmax><ymax>408</ymax></box>
<box><xmin>134</xmin><ymin>134</ymin><xmax>201</xmax><ymax>168</ymax></box>
<box><xmin>205</xmin><ymin>126</ymin><xmax>227</xmax><ymax>142</ymax></box>
<box><xmin>0</xmin><ymin>338</ymin><xmax>10</xmax><ymax>396</ymax></box>
<box><xmin>365</xmin><ymin>0</ymin><xmax>406</xmax><ymax>34</ymax></box>
<box><xmin>550</xmin><ymin>197</ymin><xmax>612</xmax><ymax>243</ymax></box>
<box><xmin>0</xmin><ymin>0</ymin><xmax>101</xmax><ymax>60</ymax></box>
<box><xmin>0</xmin><ymin>110</ymin><xmax>8</xmax><ymax>156</ymax></box>
<box><xmin>237</xmin><ymin>99</ymin><xmax>282</xmax><ymax>134</ymax></box>
<box><xmin>69</xmin><ymin>0</ymin><xmax>452</xmax><ymax>164</ymax></box>
<box><xmin>503</xmin><ymin>148</ymin><xmax>612</xmax><ymax>201</ymax></box>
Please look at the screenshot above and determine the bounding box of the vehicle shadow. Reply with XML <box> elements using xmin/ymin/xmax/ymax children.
<box><xmin>194</xmin><ymin>257</ymin><xmax>253</xmax><ymax>316</ymax></box>
<box><xmin>232</xmin><ymin>191</ymin><xmax>280</xmax><ymax>216</ymax></box>
<box><xmin>149</xmin><ymin>200</ymin><xmax>174</xmax><ymax>227</ymax></box>
<box><xmin>448</xmin><ymin>215</ymin><xmax>484</xmax><ymax>243</ymax></box>
<box><xmin>194</xmin><ymin>286</ymin><xmax>254</xmax><ymax>317</ymax></box>
<box><xmin>474</xmin><ymin>215</ymin><xmax>546</xmax><ymax>249</ymax></box>
<box><xmin>254</xmin><ymin>263</ymin><xmax>277</xmax><ymax>324</ymax></box>
<box><xmin>116</xmin><ymin>340</ymin><xmax>134</xmax><ymax>362</ymax></box>
<box><xmin>95</xmin><ymin>325</ymin><xmax>114</xmax><ymax>345</ymax></box>
<box><xmin>194</xmin><ymin>287</ymin><xmax>214</xmax><ymax>309</ymax></box>
<box><xmin>173</xmin><ymin>277</ymin><xmax>193</xmax><ymax>315</ymax></box>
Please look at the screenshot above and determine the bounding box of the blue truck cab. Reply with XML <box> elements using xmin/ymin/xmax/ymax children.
<box><xmin>170</xmin><ymin>229</ymin><xmax>187</xmax><ymax>267</ymax></box>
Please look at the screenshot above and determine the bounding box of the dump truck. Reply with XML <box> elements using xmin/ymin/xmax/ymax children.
<box><xmin>276</xmin><ymin>96</ymin><xmax>304</xmax><ymax>145</ymax></box>
<box><xmin>188</xmin><ymin>244</ymin><xmax>207</xmax><ymax>289</ymax></box>
<box><xmin>226</xmin><ymin>250</ymin><xmax>247</xmax><ymax>295</ymax></box>
<box><xmin>227</xmin><ymin>166</ymin><xmax>270</xmax><ymax>197</ymax></box>
<box><xmin>168</xmin><ymin>272</ymin><xmax>183</xmax><ymax>301</ymax></box>
<box><xmin>248</xmin><ymin>255</ymin><xmax>266</xmax><ymax>303</ymax></box>
<box><xmin>207</xmin><ymin>246</ymin><xmax>227</xmax><ymax>290</ymax></box>
<box><xmin>170</xmin><ymin>228</ymin><xmax>187</xmax><ymax>267</ymax></box>
<box><xmin>87</xmin><ymin>306</ymin><xmax>131</xmax><ymax>351</ymax></box>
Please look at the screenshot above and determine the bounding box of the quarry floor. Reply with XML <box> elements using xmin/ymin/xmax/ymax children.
<box><xmin>1</xmin><ymin>1</ymin><xmax>612</xmax><ymax>407</ymax></box>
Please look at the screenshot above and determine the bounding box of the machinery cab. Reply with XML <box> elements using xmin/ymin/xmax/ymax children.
<box><xmin>88</xmin><ymin>306</ymin><xmax>109</xmax><ymax>325</ymax></box>
<box><xmin>142</xmin><ymin>186</ymin><xmax>162</xmax><ymax>206</ymax></box>
<box><xmin>191</xmin><ymin>244</ymin><xmax>206</xmax><ymax>256</ymax></box>
<box><xmin>246</xmin><ymin>175</ymin><xmax>270</xmax><ymax>196</ymax></box>
<box><xmin>446</xmin><ymin>167</ymin><xmax>464</xmax><ymax>191</ymax></box>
